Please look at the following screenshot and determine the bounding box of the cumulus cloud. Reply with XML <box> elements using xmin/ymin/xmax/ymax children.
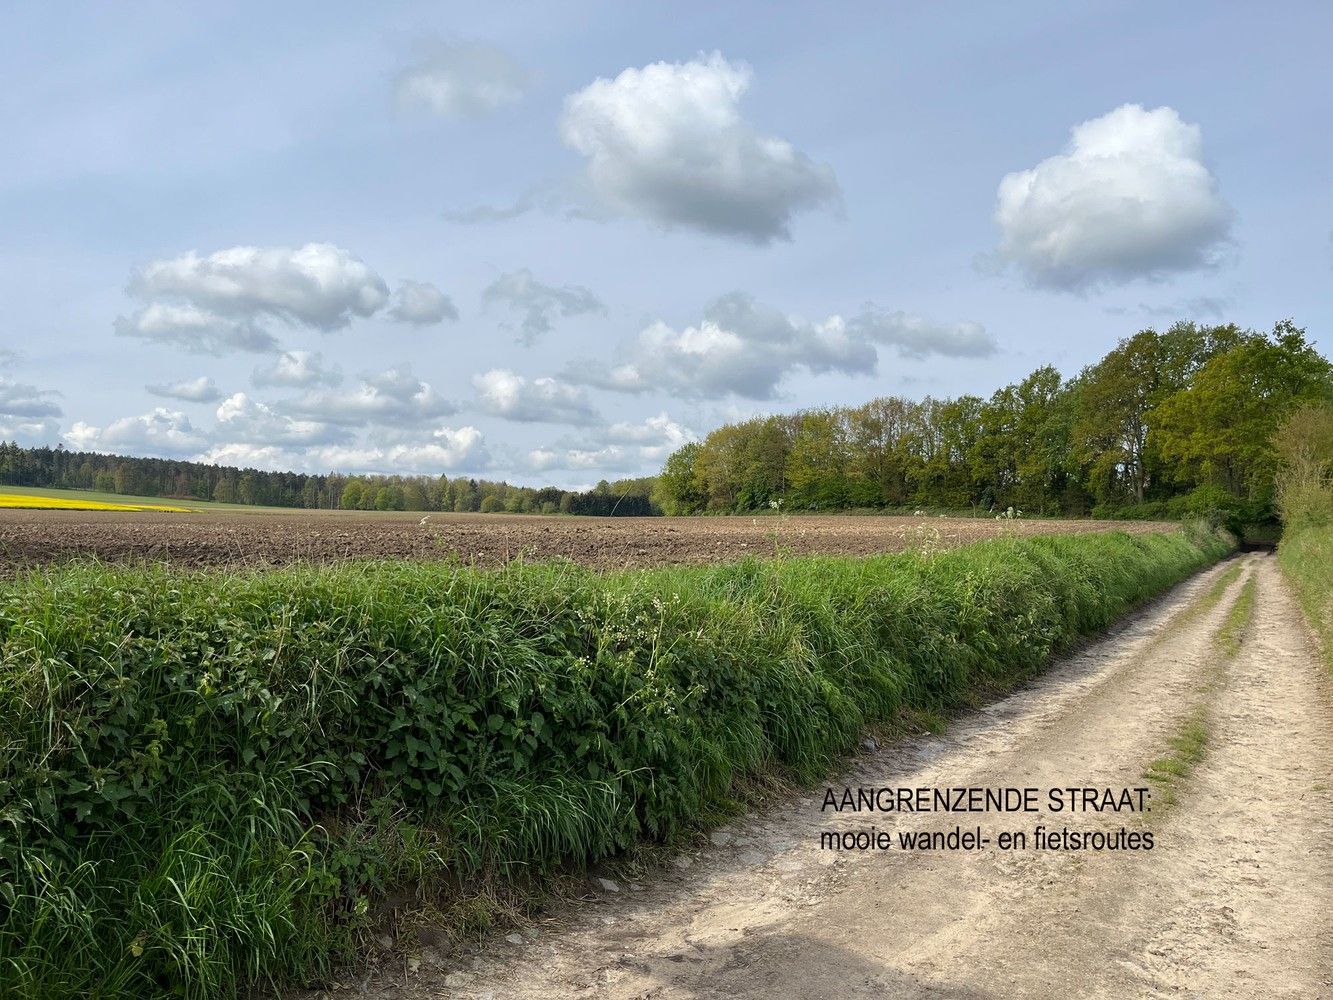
<box><xmin>0</xmin><ymin>418</ymin><xmax>60</xmax><ymax>445</ymax></box>
<box><xmin>481</xmin><ymin>269</ymin><xmax>603</xmax><ymax>345</ymax></box>
<box><xmin>568</xmin><ymin>292</ymin><xmax>876</xmax><ymax>400</ymax></box>
<box><xmin>128</xmin><ymin>243</ymin><xmax>389</xmax><ymax>329</ymax></box>
<box><xmin>215</xmin><ymin>392</ymin><xmax>348</xmax><ymax>446</ymax></box>
<box><xmin>284</xmin><ymin>365</ymin><xmax>458</xmax><ymax>426</ymax></box>
<box><xmin>199</xmin><ymin>426</ymin><xmax>489</xmax><ymax>477</ymax></box>
<box><xmin>0</xmin><ymin>376</ymin><xmax>63</xmax><ymax>418</ymax></box>
<box><xmin>0</xmin><ymin>375</ymin><xmax>62</xmax><ymax>445</ymax></box>
<box><xmin>251</xmin><ymin>350</ymin><xmax>342</xmax><ymax>389</ymax></box>
<box><xmin>389</xmin><ymin>280</ymin><xmax>458</xmax><ymax>325</ymax></box>
<box><xmin>559</xmin><ymin>52</ymin><xmax>840</xmax><ymax>243</ymax></box>
<box><xmin>602</xmin><ymin>412</ymin><xmax>696</xmax><ymax>457</ymax></box>
<box><xmin>145</xmin><ymin>375</ymin><xmax>222</xmax><ymax>403</ymax></box>
<box><xmin>526</xmin><ymin>414</ymin><xmax>696</xmax><ymax>474</ymax></box>
<box><xmin>65</xmin><ymin>408</ymin><xmax>208</xmax><ymax>457</ymax></box>
<box><xmin>472</xmin><ymin>369</ymin><xmax>599</xmax><ymax>425</ymax></box>
<box><xmin>567</xmin><ymin>294</ymin><xmax>993</xmax><ymax>400</ymax></box>
<box><xmin>847</xmin><ymin>308</ymin><xmax>996</xmax><ymax>359</ymax></box>
<box><xmin>993</xmin><ymin>104</ymin><xmax>1233</xmax><ymax>289</ymax></box>
<box><xmin>115</xmin><ymin>303</ymin><xmax>280</xmax><ymax>354</ymax></box>
<box><xmin>395</xmin><ymin>41</ymin><xmax>531</xmax><ymax>118</ymax></box>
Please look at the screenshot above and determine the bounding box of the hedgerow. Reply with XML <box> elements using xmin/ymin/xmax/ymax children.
<box><xmin>0</xmin><ymin>528</ymin><xmax>1231</xmax><ymax>998</ymax></box>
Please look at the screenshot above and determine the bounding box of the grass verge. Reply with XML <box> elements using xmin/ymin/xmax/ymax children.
<box><xmin>1277</xmin><ymin>525</ymin><xmax>1333</xmax><ymax>666</ymax></box>
<box><xmin>0</xmin><ymin>528</ymin><xmax>1232</xmax><ymax>998</ymax></box>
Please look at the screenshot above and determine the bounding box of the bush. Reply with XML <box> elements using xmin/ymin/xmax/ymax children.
<box><xmin>0</xmin><ymin>529</ymin><xmax>1232</xmax><ymax>998</ymax></box>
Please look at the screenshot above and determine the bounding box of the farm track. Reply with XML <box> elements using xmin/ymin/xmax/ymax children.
<box><xmin>0</xmin><ymin>510</ymin><xmax>1174</xmax><ymax>572</ymax></box>
<box><xmin>339</xmin><ymin>552</ymin><xmax>1333</xmax><ymax>999</ymax></box>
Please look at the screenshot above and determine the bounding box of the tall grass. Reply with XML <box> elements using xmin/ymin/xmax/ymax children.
<box><xmin>0</xmin><ymin>529</ymin><xmax>1231</xmax><ymax>998</ymax></box>
<box><xmin>1277</xmin><ymin>526</ymin><xmax>1333</xmax><ymax>666</ymax></box>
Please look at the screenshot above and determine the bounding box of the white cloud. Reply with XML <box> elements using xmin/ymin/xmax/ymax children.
<box><xmin>284</xmin><ymin>365</ymin><xmax>458</xmax><ymax>426</ymax></box>
<box><xmin>0</xmin><ymin>418</ymin><xmax>61</xmax><ymax>446</ymax></box>
<box><xmin>252</xmin><ymin>350</ymin><xmax>342</xmax><ymax>388</ymax></box>
<box><xmin>318</xmin><ymin>427</ymin><xmax>489</xmax><ymax>474</ymax></box>
<box><xmin>395</xmin><ymin>41</ymin><xmax>531</xmax><ymax>118</ymax></box>
<box><xmin>115</xmin><ymin>303</ymin><xmax>280</xmax><ymax>354</ymax></box>
<box><xmin>847</xmin><ymin>308</ymin><xmax>996</xmax><ymax>359</ymax></box>
<box><xmin>472</xmin><ymin>369</ymin><xmax>599</xmax><ymax>424</ymax></box>
<box><xmin>568</xmin><ymin>294</ymin><xmax>993</xmax><ymax>400</ymax></box>
<box><xmin>0</xmin><ymin>370</ymin><xmax>62</xmax><ymax>445</ymax></box>
<box><xmin>559</xmin><ymin>52</ymin><xmax>840</xmax><ymax>243</ymax></box>
<box><xmin>389</xmin><ymin>280</ymin><xmax>458</xmax><ymax>325</ymax></box>
<box><xmin>526</xmin><ymin>413</ymin><xmax>698</xmax><ymax>475</ymax></box>
<box><xmin>0</xmin><ymin>376</ymin><xmax>63</xmax><ymax>418</ymax></box>
<box><xmin>197</xmin><ymin>430</ymin><xmax>488</xmax><ymax>477</ymax></box>
<box><xmin>569</xmin><ymin>292</ymin><xmax>876</xmax><ymax>399</ymax></box>
<box><xmin>128</xmin><ymin>242</ymin><xmax>389</xmax><ymax>329</ymax></box>
<box><xmin>481</xmin><ymin>269</ymin><xmax>603</xmax><ymax>345</ymax></box>
<box><xmin>993</xmin><ymin>104</ymin><xmax>1233</xmax><ymax>289</ymax></box>
<box><xmin>65</xmin><ymin>408</ymin><xmax>208</xmax><ymax>457</ymax></box>
<box><xmin>602</xmin><ymin>412</ymin><xmax>696</xmax><ymax>459</ymax></box>
<box><xmin>145</xmin><ymin>375</ymin><xmax>222</xmax><ymax>403</ymax></box>
<box><xmin>215</xmin><ymin>392</ymin><xmax>348</xmax><ymax>446</ymax></box>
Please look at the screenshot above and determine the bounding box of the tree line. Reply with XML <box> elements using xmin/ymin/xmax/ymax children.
<box><xmin>652</xmin><ymin>320</ymin><xmax>1332</xmax><ymax>526</ymax></box>
<box><xmin>0</xmin><ymin>443</ymin><xmax>659</xmax><ymax>516</ymax></box>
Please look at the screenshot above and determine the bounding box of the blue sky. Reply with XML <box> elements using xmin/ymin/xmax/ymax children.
<box><xmin>2</xmin><ymin>1</ymin><xmax>1330</xmax><ymax>487</ymax></box>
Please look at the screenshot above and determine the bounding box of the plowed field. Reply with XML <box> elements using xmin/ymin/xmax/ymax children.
<box><xmin>0</xmin><ymin>509</ymin><xmax>1175</xmax><ymax>572</ymax></box>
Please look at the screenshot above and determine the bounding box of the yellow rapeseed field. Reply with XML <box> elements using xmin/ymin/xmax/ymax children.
<box><xmin>0</xmin><ymin>493</ymin><xmax>193</xmax><ymax>513</ymax></box>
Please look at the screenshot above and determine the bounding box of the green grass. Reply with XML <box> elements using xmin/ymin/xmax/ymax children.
<box><xmin>0</xmin><ymin>528</ymin><xmax>1233</xmax><ymax>998</ymax></box>
<box><xmin>1143</xmin><ymin>571</ymin><xmax>1255</xmax><ymax>812</ymax></box>
<box><xmin>1216</xmin><ymin>575</ymin><xmax>1257</xmax><ymax>657</ymax></box>
<box><xmin>1278</xmin><ymin>526</ymin><xmax>1333</xmax><ymax>667</ymax></box>
<box><xmin>1143</xmin><ymin>714</ymin><xmax>1210</xmax><ymax>810</ymax></box>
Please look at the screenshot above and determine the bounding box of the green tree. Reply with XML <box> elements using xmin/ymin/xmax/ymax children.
<box><xmin>1152</xmin><ymin>321</ymin><xmax>1333</xmax><ymax>508</ymax></box>
<box><xmin>653</xmin><ymin>441</ymin><xmax>707</xmax><ymax>514</ymax></box>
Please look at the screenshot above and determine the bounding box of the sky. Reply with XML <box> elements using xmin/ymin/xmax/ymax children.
<box><xmin>2</xmin><ymin>1</ymin><xmax>1330</xmax><ymax>488</ymax></box>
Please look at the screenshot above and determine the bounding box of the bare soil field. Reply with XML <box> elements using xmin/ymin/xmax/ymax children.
<box><xmin>0</xmin><ymin>509</ymin><xmax>1175</xmax><ymax>573</ymax></box>
<box><xmin>335</xmin><ymin>552</ymin><xmax>1333</xmax><ymax>1000</ymax></box>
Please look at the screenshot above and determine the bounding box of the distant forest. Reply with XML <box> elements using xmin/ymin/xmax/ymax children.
<box><xmin>0</xmin><ymin>444</ymin><xmax>659</xmax><ymax>517</ymax></box>
<box><xmin>652</xmin><ymin>320</ymin><xmax>1332</xmax><ymax>525</ymax></box>
<box><xmin>4</xmin><ymin>320</ymin><xmax>1328</xmax><ymax>525</ymax></box>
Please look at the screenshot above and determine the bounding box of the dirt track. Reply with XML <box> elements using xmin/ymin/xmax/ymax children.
<box><xmin>344</xmin><ymin>553</ymin><xmax>1332</xmax><ymax>999</ymax></box>
<box><xmin>0</xmin><ymin>510</ymin><xmax>1172</xmax><ymax>572</ymax></box>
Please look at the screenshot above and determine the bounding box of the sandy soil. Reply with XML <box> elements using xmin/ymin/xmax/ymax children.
<box><xmin>0</xmin><ymin>509</ymin><xmax>1173</xmax><ymax>572</ymax></box>
<box><xmin>336</xmin><ymin>553</ymin><xmax>1333</xmax><ymax>999</ymax></box>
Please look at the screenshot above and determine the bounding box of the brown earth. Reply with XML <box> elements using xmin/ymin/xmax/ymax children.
<box><xmin>0</xmin><ymin>509</ymin><xmax>1175</xmax><ymax>574</ymax></box>
<box><xmin>320</xmin><ymin>552</ymin><xmax>1333</xmax><ymax>999</ymax></box>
